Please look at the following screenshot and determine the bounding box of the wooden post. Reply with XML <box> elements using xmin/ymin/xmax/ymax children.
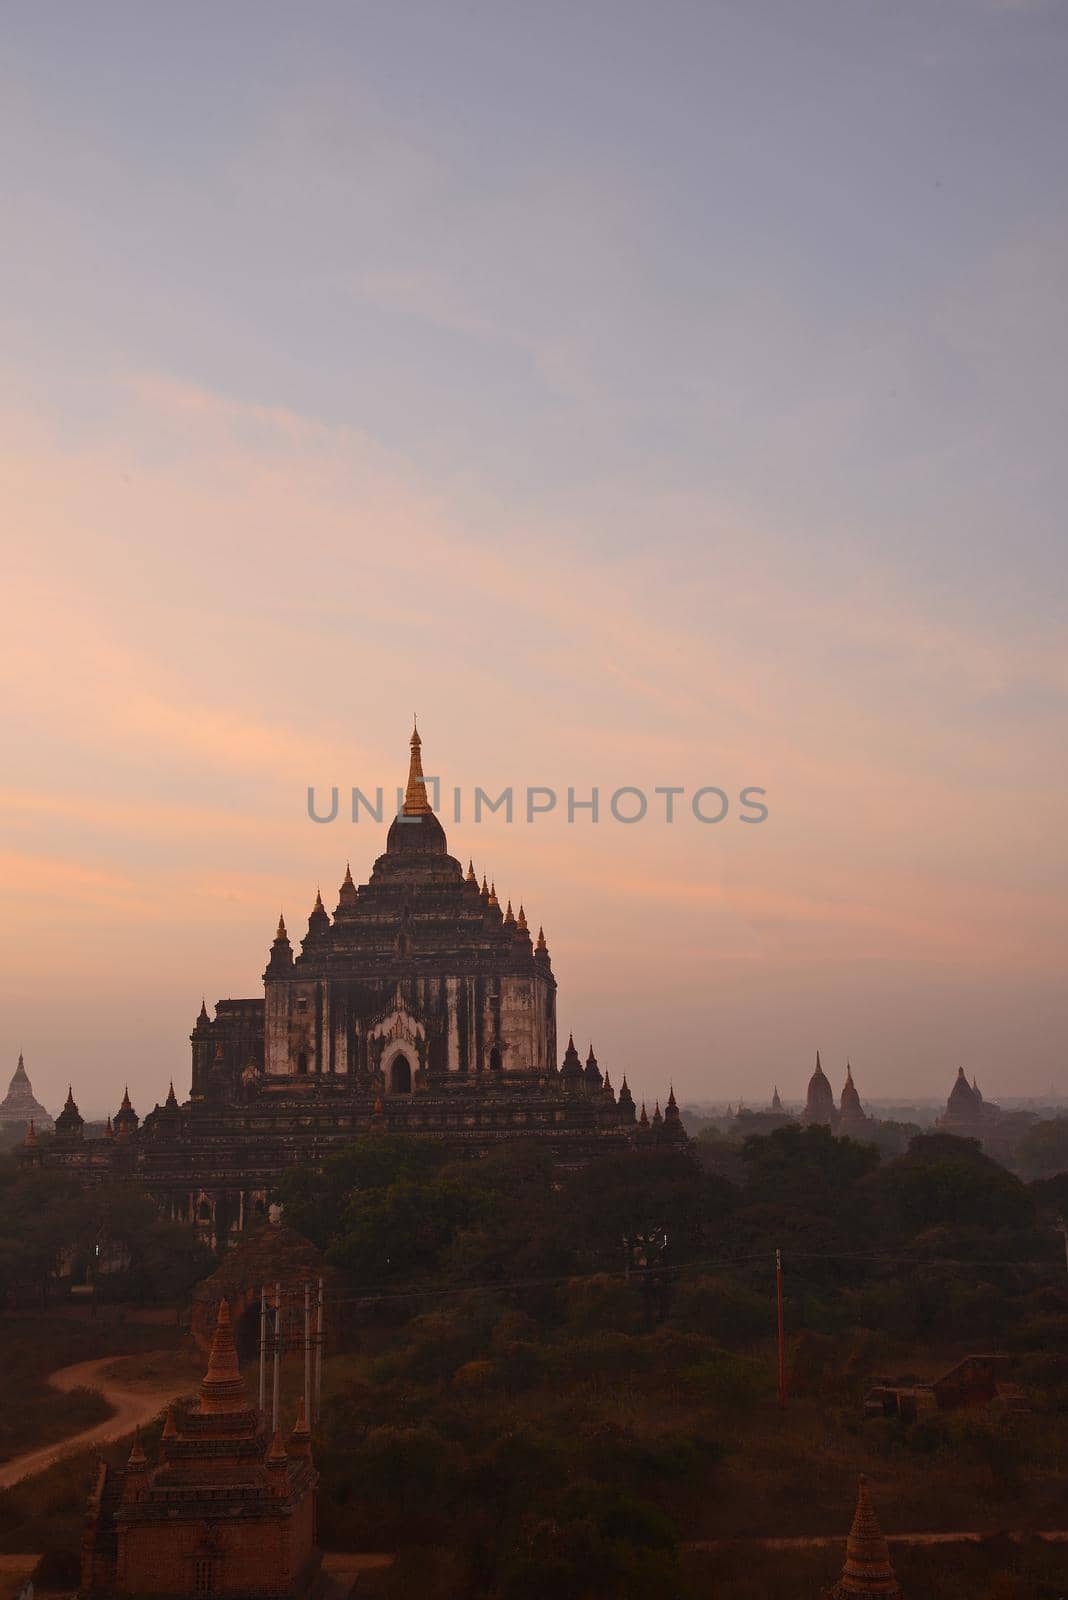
<box><xmin>258</xmin><ymin>1286</ymin><xmax>267</xmax><ymax>1415</ymax></box>
<box><xmin>272</xmin><ymin>1280</ymin><xmax>281</xmax><ymax>1433</ymax></box>
<box><xmin>776</xmin><ymin>1248</ymin><xmax>787</xmax><ymax>1410</ymax></box>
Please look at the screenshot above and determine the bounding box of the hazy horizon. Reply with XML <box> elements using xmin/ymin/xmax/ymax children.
<box><xmin>2</xmin><ymin>1</ymin><xmax>1066</xmax><ymax>1115</ymax></box>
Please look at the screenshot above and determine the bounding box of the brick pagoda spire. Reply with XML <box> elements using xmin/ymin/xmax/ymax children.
<box><xmin>826</xmin><ymin>1475</ymin><xmax>901</xmax><ymax>1598</ymax></box>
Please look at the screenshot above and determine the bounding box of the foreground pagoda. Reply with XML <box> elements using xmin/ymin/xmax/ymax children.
<box><xmin>826</xmin><ymin>1475</ymin><xmax>901</xmax><ymax>1599</ymax></box>
<box><xmin>81</xmin><ymin>1300</ymin><xmax>320</xmax><ymax>1597</ymax></box>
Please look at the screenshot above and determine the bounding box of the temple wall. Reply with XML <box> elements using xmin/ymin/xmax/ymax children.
<box><xmin>118</xmin><ymin>1514</ymin><xmax>302</xmax><ymax>1594</ymax></box>
<box><xmin>258</xmin><ymin>960</ymin><xmax>556</xmax><ymax>1081</ymax></box>
<box><xmin>265</xmin><ymin>978</ymin><xmax>321</xmax><ymax>1075</ymax></box>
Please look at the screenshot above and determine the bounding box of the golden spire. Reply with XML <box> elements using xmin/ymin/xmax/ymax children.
<box><xmin>488</xmin><ymin>881</ymin><xmax>499</xmax><ymax>908</ymax></box>
<box><xmin>127</xmin><ymin>1429</ymin><xmax>147</xmax><ymax>1467</ymax></box>
<box><xmin>480</xmin><ymin>875</ymin><xmax>490</xmax><ymax>898</ymax></box>
<box><xmin>275</xmin><ymin>912</ymin><xmax>287</xmax><ymax>941</ymax></box>
<box><xmin>829</xmin><ymin>1475</ymin><xmax>901</xmax><ymax>1597</ymax></box>
<box><xmin>403</xmin><ymin>719</ymin><xmax>432</xmax><ymax>815</ymax></box>
<box><xmin>517</xmin><ymin>903</ymin><xmax>528</xmax><ymax>930</ymax></box>
<box><xmin>504</xmin><ymin>899</ymin><xmax>515</xmax><ymax>925</ymax></box>
<box><xmin>466</xmin><ymin>860</ymin><xmax>477</xmax><ymax>884</ymax></box>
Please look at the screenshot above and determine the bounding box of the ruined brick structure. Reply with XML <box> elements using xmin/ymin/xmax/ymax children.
<box><xmin>27</xmin><ymin>726</ymin><xmax>682</xmax><ymax>1239</ymax></box>
<box><xmin>81</xmin><ymin>1300</ymin><xmax>320</xmax><ymax>1598</ymax></box>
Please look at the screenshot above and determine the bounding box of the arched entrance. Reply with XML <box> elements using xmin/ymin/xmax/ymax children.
<box><xmin>389</xmin><ymin>1054</ymin><xmax>412</xmax><ymax>1094</ymax></box>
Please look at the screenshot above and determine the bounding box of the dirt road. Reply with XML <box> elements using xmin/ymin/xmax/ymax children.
<box><xmin>0</xmin><ymin>1353</ymin><xmax>186</xmax><ymax>1489</ymax></box>
<box><xmin>685</xmin><ymin>1531</ymin><xmax>1068</xmax><ymax>1551</ymax></box>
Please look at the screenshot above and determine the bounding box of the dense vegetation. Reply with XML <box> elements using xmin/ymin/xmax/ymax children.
<box><xmin>0</xmin><ymin>1155</ymin><xmax>213</xmax><ymax>1308</ymax></box>
<box><xmin>1</xmin><ymin>1128</ymin><xmax>1067</xmax><ymax>1596</ymax></box>
<box><xmin>274</xmin><ymin>1127</ymin><xmax>1068</xmax><ymax>1599</ymax></box>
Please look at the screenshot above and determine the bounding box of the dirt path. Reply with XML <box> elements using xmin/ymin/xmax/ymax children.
<box><xmin>685</xmin><ymin>1531</ymin><xmax>1068</xmax><ymax>1551</ymax></box>
<box><xmin>0</xmin><ymin>1353</ymin><xmax>187</xmax><ymax>1490</ymax></box>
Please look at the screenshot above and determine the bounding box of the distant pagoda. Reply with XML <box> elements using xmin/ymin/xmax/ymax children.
<box><xmin>0</xmin><ymin>1054</ymin><xmax>53</xmax><ymax>1130</ymax></box>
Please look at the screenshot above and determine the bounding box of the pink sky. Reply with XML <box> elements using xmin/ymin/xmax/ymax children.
<box><xmin>2</xmin><ymin>374</ymin><xmax>1065</xmax><ymax>1116</ymax></box>
<box><xmin>3</xmin><ymin>3</ymin><xmax>1067</xmax><ymax>1116</ymax></box>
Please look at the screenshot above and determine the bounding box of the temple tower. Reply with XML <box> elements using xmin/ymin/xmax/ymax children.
<box><xmin>262</xmin><ymin>723</ymin><xmax>557</xmax><ymax>1084</ymax></box>
<box><xmin>803</xmin><ymin>1051</ymin><xmax>837</xmax><ymax>1128</ymax></box>
<box><xmin>81</xmin><ymin>1300</ymin><xmax>320</xmax><ymax>1597</ymax></box>
<box><xmin>0</xmin><ymin>1053</ymin><xmax>53</xmax><ymax>1130</ymax></box>
<box><xmin>825</xmin><ymin>1474</ymin><xmax>901</xmax><ymax>1598</ymax></box>
<box><xmin>837</xmin><ymin>1064</ymin><xmax>869</xmax><ymax>1138</ymax></box>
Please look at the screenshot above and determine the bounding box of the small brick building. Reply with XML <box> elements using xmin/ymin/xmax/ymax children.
<box><xmin>81</xmin><ymin>1300</ymin><xmax>321</xmax><ymax>1598</ymax></box>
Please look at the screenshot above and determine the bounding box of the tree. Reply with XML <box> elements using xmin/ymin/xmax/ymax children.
<box><xmin>1016</xmin><ymin>1119</ymin><xmax>1068</xmax><ymax>1181</ymax></box>
<box><xmin>873</xmin><ymin>1132</ymin><xmax>1035</xmax><ymax>1239</ymax></box>
<box><xmin>276</xmin><ymin>1134</ymin><xmax>448</xmax><ymax>1248</ymax></box>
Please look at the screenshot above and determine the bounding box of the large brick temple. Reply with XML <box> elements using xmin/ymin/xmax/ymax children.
<box><xmin>27</xmin><ymin>725</ymin><xmax>681</xmax><ymax>1238</ymax></box>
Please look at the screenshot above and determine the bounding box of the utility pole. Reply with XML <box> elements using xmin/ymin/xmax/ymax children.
<box><xmin>303</xmin><ymin>1280</ymin><xmax>311</xmax><ymax>1425</ymax></box>
<box><xmin>272</xmin><ymin>1280</ymin><xmax>281</xmax><ymax>1434</ymax></box>
<box><xmin>258</xmin><ymin>1286</ymin><xmax>267</xmax><ymax>1416</ymax></box>
<box><xmin>314</xmin><ymin>1275</ymin><xmax>324</xmax><ymax>1422</ymax></box>
<box><xmin>776</xmin><ymin>1248</ymin><xmax>787</xmax><ymax>1411</ymax></box>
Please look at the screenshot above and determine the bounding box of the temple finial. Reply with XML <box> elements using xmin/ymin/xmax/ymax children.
<box><xmin>275</xmin><ymin>912</ymin><xmax>287</xmax><ymax>941</ymax></box>
<box><xmin>404</xmin><ymin>720</ymin><xmax>431</xmax><ymax>815</ymax></box>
